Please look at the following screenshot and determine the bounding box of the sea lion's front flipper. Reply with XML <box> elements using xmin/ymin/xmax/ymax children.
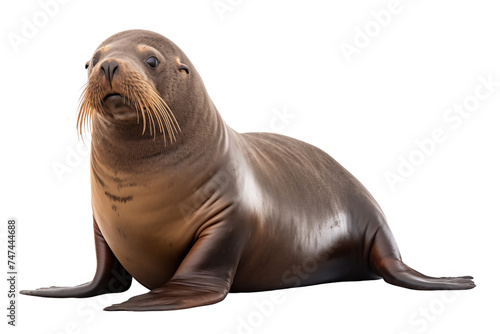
<box><xmin>104</xmin><ymin>219</ymin><xmax>248</xmax><ymax>311</ymax></box>
<box><xmin>20</xmin><ymin>217</ymin><xmax>132</xmax><ymax>298</ymax></box>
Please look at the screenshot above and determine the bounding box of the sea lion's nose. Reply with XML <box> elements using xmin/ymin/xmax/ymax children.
<box><xmin>101</xmin><ymin>60</ymin><xmax>119</xmax><ymax>82</ymax></box>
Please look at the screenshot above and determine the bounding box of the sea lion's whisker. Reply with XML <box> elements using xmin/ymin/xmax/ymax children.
<box><xmin>77</xmin><ymin>85</ymin><xmax>94</xmax><ymax>140</ymax></box>
<box><xmin>163</xmin><ymin>100</ymin><xmax>181</xmax><ymax>133</ymax></box>
<box><xmin>136</xmin><ymin>98</ymin><xmax>148</xmax><ymax>135</ymax></box>
<box><xmin>125</xmin><ymin>86</ymin><xmax>141</xmax><ymax>125</ymax></box>
<box><xmin>137</xmin><ymin>91</ymin><xmax>157</xmax><ymax>139</ymax></box>
<box><xmin>156</xmin><ymin>95</ymin><xmax>180</xmax><ymax>134</ymax></box>
<box><xmin>150</xmin><ymin>98</ymin><xmax>171</xmax><ymax>143</ymax></box>
<box><xmin>148</xmin><ymin>101</ymin><xmax>165</xmax><ymax>143</ymax></box>
<box><xmin>150</xmin><ymin>92</ymin><xmax>179</xmax><ymax>143</ymax></box>
<box><xmin>149</xmin><ymin>101</ymin><xmax>166</xmax><ymax>135</ymax></box>
<box><xmin>146</xmin><ymin>108</ymin><xmax>154</xmax><ymax>137</ymax></box>
<box><xmin>157</xmin><ymin>104</ymin><xmax>174</xmax><ymax>144</ymax></box>
<box><xmin>76</xmin><ymin>85</ymin><xmax>87</xmax><ymax>137</ymax></box>
<box><xmin>157</xmin><ymin>99</ymin><xmax>180</xmax><ymax>144</ymax></box>
<box><xmin>154</xmin><ymin>108</ymin><xmax>168</xmax><ymax>145</ymax></box>
<box><xmin>142</xmin><ymin>89</ymin><xmax>172</xmax><ymax>144</ymax></box>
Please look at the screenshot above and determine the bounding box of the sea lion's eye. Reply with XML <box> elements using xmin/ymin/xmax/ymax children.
<box><xmin>145</xmin><ymin>56</ymin><xmax>159</xmax><ymax>69</ymax></box>
<box><xmin>179</xmin><ymin>63</ymin><xmax>190</xmax><ymax>74</ymax></box>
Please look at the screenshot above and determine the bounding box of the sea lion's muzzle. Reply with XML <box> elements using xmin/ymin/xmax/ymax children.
<box><xmin>78</xmin><ymin>53</ymin><xmax>181</xmax><ymax>144</ymax></box>
<box><xmin>95</xmin><ymin>59</ymin><xmax>136</xmax><ymax>121</ymax></box>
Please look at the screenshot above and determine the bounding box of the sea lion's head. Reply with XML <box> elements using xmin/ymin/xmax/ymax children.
<box><xmin>78</xmin><ymin>30</ymin><xmax>205</xmax><ymax>145</ymax></box>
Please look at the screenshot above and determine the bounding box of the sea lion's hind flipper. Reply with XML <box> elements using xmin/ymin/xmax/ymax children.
<box><xmin>20</xmin><ymin>217</ymin><xmax>132</xmax><ymax>298</ymax></box>
<box><xmin>368</xmin><ymin>226</ymin><xmax>475</xmax><ymax>290</ymax></box>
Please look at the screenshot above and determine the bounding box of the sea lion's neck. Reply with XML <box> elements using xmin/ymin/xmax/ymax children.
<box><xmin>90</xmin><ymin>100</ymin><xmax>230</xmax><ymax>175</ymax></box>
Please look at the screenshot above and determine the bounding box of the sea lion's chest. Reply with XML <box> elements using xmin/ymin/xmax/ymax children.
<box><xmin>90</xmin><ymin>168</ymin><xmax>199</xmax><ymax>289</ymax></box>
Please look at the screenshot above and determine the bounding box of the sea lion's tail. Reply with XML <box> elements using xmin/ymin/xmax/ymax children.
<box><xmin>368</xmin><ymin>225</ymin><xmax>475</xmax><ymax>290</ymax></box>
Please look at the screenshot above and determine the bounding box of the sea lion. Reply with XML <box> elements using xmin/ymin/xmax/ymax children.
<box><xmin>20</xmin><ymin>30</ymin><xmax>475</xmax><ymax>311</ymax></box>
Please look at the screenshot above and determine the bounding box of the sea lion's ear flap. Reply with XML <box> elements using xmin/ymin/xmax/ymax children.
<box><xmin>179</xmin><ymin>63</ymin><xmax>190</xmax><ymax>74</ymax></box>
<box><xmin>85</xmin><ymin>61</ymin><xmax>90</xmax><ymax>70</ymax></box>
<box><xmin>175</xmin><ymin>57</ymin><xmax>190</xmax><ymax>74</ymax></box>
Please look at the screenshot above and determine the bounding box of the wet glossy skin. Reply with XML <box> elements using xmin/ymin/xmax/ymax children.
<box><xmin>21</xmin><ymin>30</ymin><xmax>475</xmax><ymax>311</ymax></box>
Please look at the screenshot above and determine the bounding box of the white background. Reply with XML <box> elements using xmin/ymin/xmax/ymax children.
<box><xmin>1</xmin><ymin>0</ymin><xmax>499</xmax><ymax>333</ymax></box>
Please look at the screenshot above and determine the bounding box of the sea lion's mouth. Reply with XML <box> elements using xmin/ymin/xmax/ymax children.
<box><xmin>103</xmin><ymin>93</ymin><xmax>128</xmax><ymax>106</ymax></box>
<box><xmin>103</xmin><ymin>93</ymin><xmax>123</xmax><ymax>101</ymax></box>
<box><xmin>102</xmin><ymin>93</ymin><xmax>136</xmax><ymax>120</ymax></box>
